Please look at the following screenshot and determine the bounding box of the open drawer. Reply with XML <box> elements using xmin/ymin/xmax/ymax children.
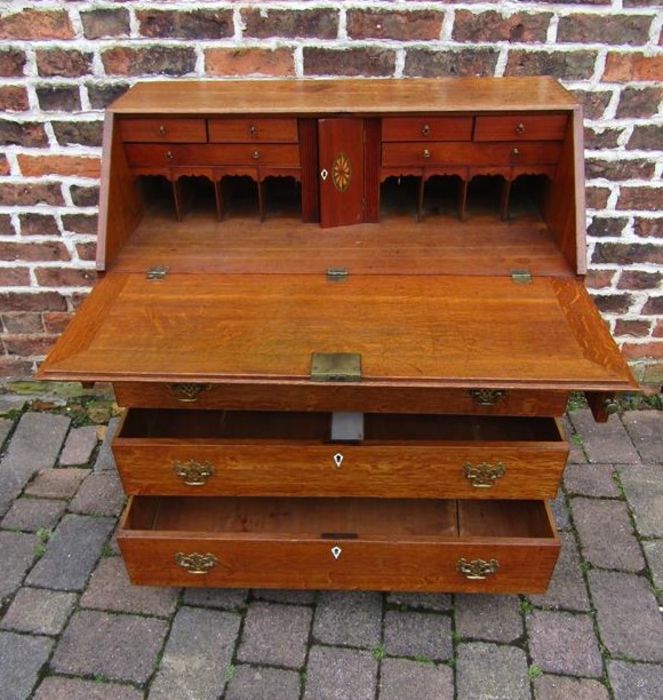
<box><xmin>112</xmin><ymin>410</ymin><xmax>569</xmax><ymax>499</ymax></box>
<box><xmin>117</xmin><ymin>497</ymin><xmax>560</xmax><ymax>593</ymax></box>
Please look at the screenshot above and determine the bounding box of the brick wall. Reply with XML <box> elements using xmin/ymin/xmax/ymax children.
<box><xmin>0</xmin><ymin>1</ymin><xmax>661</xmax><ymax>384</ymax></box>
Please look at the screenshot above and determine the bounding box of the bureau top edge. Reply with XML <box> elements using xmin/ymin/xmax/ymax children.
<box><xmin>109</xmin><ymin>77</ymin><xmax>579</xmax><ymax>116</ymax></box>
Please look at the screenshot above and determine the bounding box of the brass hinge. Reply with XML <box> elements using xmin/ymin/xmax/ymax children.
<box><xmin>326</xmin><ymin>267</ymin><xmax>349</xmax><ymax>282</ymax></box>
<box><xmin>511</xmin><ymin>269</ymin><xmax>532</xmax><ymax>284</ymax></box>
<box><xmin>310</xmin><ymin>352</ymin><xmax>361</xmax><ymax>382</ymax></box>
<box><xmin>147</xmin><ymin>264</ymin><xmax>169</xmax><ymax>280</ymax></box>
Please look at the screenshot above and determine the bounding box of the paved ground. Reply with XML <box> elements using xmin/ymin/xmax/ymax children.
<box><xmin>0</xmin><ymin>386</ymin><xmax>661</xmax><ymax>700</ymax></box>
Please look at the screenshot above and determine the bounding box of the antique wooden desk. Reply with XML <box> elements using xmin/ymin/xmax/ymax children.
<box><xmin>39</xmin><ymin>78</ymin><xmax>636</xmax><ymax>593</ymax></box>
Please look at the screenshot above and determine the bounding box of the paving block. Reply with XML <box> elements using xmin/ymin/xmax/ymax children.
<box><xmin>563</xmin><ymin>415</ymin><xmax>586</xmax><ymax>464</ymax></box>
<box><xmin>0</xmin><ymin>417</ymin><xmax>13</xmax><ymax>448</ymax></box>
<box><xmin>0</xmin><ymin>587</ymin><xmax>76</xmax><ymax>635</ymax></box>
<box><xmin>589</xmin><ymin>569</ymin><xmax>663</xmax><ymax>662</ymax></box>
<box><xmin>25</xmin><ymin>468</ymin><xmax>87</xmax><ymax>499</ymax></box>
<box><xmin>568</xmin><ymin>410</ymin><xmax>639</xmax><ymax>464</ymax></box>
<box><xmin>26</xmin><ymin>513</ymin><xmax>115</xmax><ymax>591</ymax></box>
<box><xmin>618</xmin><ymin>464</ymin><xmax>663</xmax><ymax>537</ymax></box>
<box><xmin>0</xmin><ymin>631</ymin><xmax>53</xmax><ymax>700</ymax></box>
<box><xmin>550</xmin><ymin>489</ymin><xmax>570</xmax><ymax>530</ymax></box>
<box><xmin>643</xmin><ymin>540</ymin><xmax>663</xmax><ymax>590</ymax></box>
<box><xmin>69</xmin><ymin>472</ymin><xmax>125</xmax><ymax>517</ymax></box>
<box><xmin>622</xmin><ymin>410</ymin><xmax>663</xmax><ymax>463</ymax></box>
<box><xmin>455</xmin><ymin>594</ymin><xmax>522</xmax><ymax>642</ymax></box>
<box><xmin>386</xmin><ymin>592</ymin><xmax>452</xmax><ymax>611</ymax></box>
<box><xmin>238</xmin><ymin>602</ymin><xmax>312</xmax><ymax>668</ymax></box>
<box><xmin>0</xmin><ymin>412</ymin><xmax>70</xmax><ymax>514</ymax></box>
<box><xmin>571</xmin><ymin>497</ymin><xmax>644</xmax><ymax>571</ymax></box>
<box><xmin>225</xmin><ymin>665</ymin><xmax>300</xmax><ymax>700</ymax></box>
<box><xmin>149</xmin><ymin>606</ymin><xmax>241</xmax><ymax>700</ymax></box>
<box><xmin>253</xmin><ymin>588</ymin><xmax>315</xmax><ymax>604</ymax></box>
<box><xmin>529</xmin><ymin>531</ymin><xmax>590</xmax><ymax>611</ymax></box>
<box><xmin>0</xmin><ymin>530</ymin><xmax>37</xmax><ymax>599</ymax></box>
<box><xmin>1</xmin><ymin>496</ymin><xmax>66</xmax><ymax>532</ymax></box>
<box><xmin>379</xmin><ymin>658</ymin><xmax>453</xmax><ymax>700</ymax></box>
<box><xmin>563</xmin><ymin>464</ymin><xmax>620</xmax><ymax>497</ymax></box>
<box><xmin>533</xmin><ymin>674</ymin><xmax>609</xmax><ymax>700</ymax></box>
<box><xmin>93</xmin><ymin>417</ymin><xmax>120</xmax><ymax>471</ymax></box>
<box><xmin>607</xmin><ymin>660</ymin><xmax>663</xmax><ymax>700</ymax></box>
<box><xmin>51</xmin><ymin>610</ymin><xmax>168</xmax><ymax>684</ymax></box>
<box><xmin>183</xmin><ymin>587</ymin><xmax>248</xmax><ymax>610</ymax></box>
<box><xmin>33</xmin><ymin>676</ymin><xmax>144</xmax><ymax>700</ymax></box>
<box><xmin>313</xmin><ymin>591</ymin><xmax>382</xmax><ymax>648</ymax></box>
<box><xmin>456</xmin><ymin>642</ymin><xmax>529</xmax><ymax>700</ymax></box>
<box><xmin>81</xmin><ymin>557</ymin><xmax>178</xmax><ymax>617</ymax></box>
<box><xmin>303</xmin><ymin>645</ymin><xmax>377</xmax><ymax>700</ymax></box>
<box><xmin>527</xmin><ymin>610</ymin><xmax>603</xmax><ymax>678</ymax></box>
<box><xmin>59</xmin><ymin>425</ymin><xmax>99</xmax><ymax>466</ymax></box>
<box><xmin>383</xmin><ymin>610</ymin><xmax>452</xmax><ymax>661</ymax></box>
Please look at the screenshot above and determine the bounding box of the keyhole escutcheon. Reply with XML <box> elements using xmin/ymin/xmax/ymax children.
<box><xmin>333</xmin><ymin>453</ymin><xmax>344</xmax><ymax>468</ymax></box>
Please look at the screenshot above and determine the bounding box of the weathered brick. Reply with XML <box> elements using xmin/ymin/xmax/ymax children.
<box><xmin>584</xmin><ymin>126</ymin><xmax>623</xmax><ymax>150</ymax></box>
<box><xmin>0</xmin><ymin>632</ymin><xmax>53</xmax><ymax>700</ymax></box>
<box><xmin>0</xmin><ymin>215</ymin><xmax>15</xmax><ymax>236</ymax></box>
<box><xmin>628</xmin><ymin>124</ymin><xmax>662</xmax><ymax>150</ymax></box>
<box><xmin>70</xmin><ymin>185</ymin><xmax>100</xmax><ymax>207</ymax></box>
<box><xmin>305</xmin><ymin>47</ymin><xmax>396</xmax><ymax>77</ymax></box>
<box><xmin>593</xmin><ymin>242</ymin><xmax>663</xmax><ymax>265</ymax></box>
<box><xmin>0</xmin><ymin>531</ymin><xmax>37</xmax><ymax>599</ymax></box>
<box><xmin>52</xmin><ymin>120</ymin><xmax>103</xmax><ymax>147</ymax></box>
<box><xmin>455</xmin><ymin>594</ymin><xmax>522</xmax><ymax>642</ymax></box>
<box><xmin>43</xmin><ymin>311</ymin><xmax>72</xmax><ymax>334</ymax></box>
<box><xmin>1</xmin><ymin>312</ymin><xmax>43</xmax><ymax>334</ymax></box>
<box><xmin>622</xmin><ymin>341</ymin><xmax>663</xmax><ymax>360</ymax></box>
<box><xmin>0</xmin><ymin>48</ymin><xmax>25</xmax><ymax>77</ymax></box>
<box><xmin>69</xmin><ymin>472</ymin><xmax>124</xmax><ymax>516</ymax></box>
<box><xmin>34</xmin><ymin>677</ymin><xmax>143</xmax><ymax>700</ymax></box>
<box><xmin>0</xmin><ymin>10</ymin><xmax>73</xmax><ymax>40</ymax></box>
<box><xmin>19</xmin><ymin>155</ymin><xmax>100</xmax><ymax>179</ymax></box>
<box><xmin>457</xmin><ymin>643</ymin><xmax>529</xmax><ymax>700</ymax></box>
<box><xmin>0</xmin><ymin>85</ymin><xmax>29</xmax><ymax>111</ymax></box>
<box><xmin>380</xmin><ymin>658</ymin><xmax>453</xmax><ymax>700</ymax></box>
<box><xmin>3</xmin><ymin>334</ymin><xmax>55</xmax><ymax>357</ymax></box>
<box><xmin>454</xmin><ymin>11</ymin><xmax>550</xmax><ymax>42</ymax></box>
<box><xmin>103</xmin><ymin>46</ymin><xmax>196</xmax><ymax>77</ymax></box>
<box><xmin>533</xmin><ymin>675</ymin><xmax>609</xmax><ymax>700</ymax></box>
<box><xmin>585</xmin><ymin>186</ymin><xmax>610</xmax><ymax>209</ymax></box>
<box><xmin>0</xmin><ymin>587</ymin><xmax>76</xmax><ymax>635</ymax></box>
<box><xmin>226</xmin><ymin>665</ymin><xmax>301</xmax><ymax>700</ymax></box>
<box><xmin>206</xmin><ymin>48</ymin><xmax>295</xmax><ymax>77</ymax></box>
<box><xmin>36</xmin><ymin>85</ymin><xmax>81</xmax><ymax>112</ymax></box>
<box><xmin>0</xmin><ymin>182</ymin><xmax>63</xmax><ymax>207</ymax></box>
<box><xmin>619</xmin><ymin>269</ymin><xmax>662</xmax><ymax>290</ymax></box>
<box><xmin>615</xmin><ymin>319</ymin><xmax>651</xmax><ymax>337</ymax></box>
<box><xmin>634</xmin><ymin>217</ymin><xmax>662</xmax><ymax>237</ymax></box>
<box><xmin>0</xmin><ymin>153</ymin><xmax>8</xmax><ymax>176</ymax></box>
<box><xmin>622</xmin><ymin>410</ymin><xmax>663</xmax><ymax>462</ymax></box>
<box><xmin>653</xmin><ymin>320</ymin><xmax>663</xmax><ymax>338</ymax></box>
<box><xmin>81</xmin><ymin>8</ymin><xmax>130</xmax><ymax>39</ymax></box>
<box><xmin>587</xmin><ymin>158</ymin><xmax>655</xmax><ymax>181</ymax></box>
<box><xmin>35</xmin><ymin>268</ymin><xmax>95</xmax><ymax>288</ymax></box>
<box><xmin>75</xmin><ymin>242</ymin><xmax>97</xmax><ymax>262</ymax></box>
<box><xmin>593</xmin><ymin>293</ymin><xmax>633</xmax><ymax>314</ymax></box>
<box><xmin>604</xmin><ymin>52</ymin><xmax>663</xmax><ymax>81</ymax></box>
<box><xmin>619</xmin><ymin>463</ymin><xmax>663</xmax><ymax>536</ymax></box>
<box><xmin>0</xmin><ymin>241</ymin><xmax>69</xmax><ymax>263</ymax></box>
<box><xmin>138</xmin><ymin>9</ymin><xmax>233</xmax><ymax>39</ymax></box>
<box><xmin>571</xmin><ymin>89</ymin><xmax>612</xmax><ymax>120</ymax></box>
<box><xmin>304</xmin><ymin>646</ymin><xmax>377</xmax><ymax>700</ymax></box>
<box><xmin>618</xmin><ymin>186</ymin><xmax>663</xmax><ymax>211</ymax></box>
<box><xmin>0</xmin><ymin>291</ymin><xmax>66</xmax><ymax>313</ymax></box>
<box><xmin>383</xmin><ymin>610</ymin><xmax>452</xmax><ymax>660</ymax></box>
<box><xmin>569</xmin><ymin>408</ymin><xmax>640</xmax><ymax>462</ymax></box>
<box><xmin>313</xmin><ymin>592</ymin><xmax>382</xmax><ymax>648</ymax></box>
<box><xmin>406</xmin><ymin>48</ymin><xmax>499</xmax><ymax>78</ymax></box>
<box><xmin>505</xmin><ymin>50</ymin><xmax>597</xmax><ymax>79</ymax></box>
<box><xmin>59</xmin><ymin>425</ymin><xmax>98</xmax><ymax>466</ymax></box>
<box><xmin>1</xmin><ymin>496</ymin><xmax>66</xmax><ymax>532</ymax></box>
<box><xmin>617</xmin><ymin>86</ymin><xmax>663</xmax><ymax>118</ymax></box>
<box><xmin>36</xmin><ymin>49</ymin><xmax>92</xmax><ymax>78</ymax></box>
<box><xmin>608</xmin><ymin>661</ymin><xmax>663</xmax><ymax>700</ymax></box>
<box><xmin>86</xmin><ymin>82</ymin><xmax>130</xmax><ymax>109</ymax></box>
<box><xmin>20</xmin><ymin>213</ymin><xmax>59</xmax><ymax>237</ymax></box>
<box><xmin>385</xmin><ymin>592</ymin><xmax>452</xmax><ymax>611</ymax></box>
<box><xmin>244</xmin><ymin>8</ymin><xmax>338</xmax><ymax>39</ymax></box>
<box><xmin>0</xmin><ymin>120</ymin><xmax>48</xmax><ymax>147</ymax></box>
<box><xmin>565</xmin><ymin>463</ymin><xmax>620</xmax><ymax>497</ymax></box>
<box><xmin>348</xmin><ymin>9</ymin><xmax>442</xmax><ymax>41</ymax></box>
<box><xmin>558</xmin><ymin>13</ymin><xmax>651</xmax><ymax>45</ymax></box>
<box><xmin>61</xmin><ymin>213</ymin><xmax>99</xmax><ymax>234</ymax></box>
<box><xmin>587</xmin><ymin>216</ymin><xmax>627</xmax><ymax>238</ymax></box>
<box><xmin>0</xmin><ymin>269</ymin><xmax>30</xmax><ymax>287</ymax></box>
<box><xmin>0</xmin><ymin>358</ymin><xmax>33</xmax><ymax>378</ymax></box>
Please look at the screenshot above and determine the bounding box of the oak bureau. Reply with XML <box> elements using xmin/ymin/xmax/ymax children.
<box><xmin>39</xmin><ymin>78</ymin><xmax>637</xmax><ymax>593</ymax></box>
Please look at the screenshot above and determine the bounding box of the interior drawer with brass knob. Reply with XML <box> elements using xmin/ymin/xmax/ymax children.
<box><xmin>124</xmin><ymin>143</ymin><xmax>301</xmax><ymax>168</ymax></box>
<box><xmin>382</xmin><ymin>117</ymin><xmax>473</xmax><ymax>142</ymax></box>
<box><xmin>208</xmin><ymin>118</ymin><xmax>299</xmax><ymax>143</ymax></box>
<box><xmin>117</xmin><ymin>496</ymin><xmax>560</xmax><ymax>592</ymax></box>
<box><xmin>119</xmin><ymin>118</ymin><xmax>207</xmax><ymax>143</ymax></box>
<box><xmin>112</xmin><ymin>409</ymin><xmax>569</xmax><ymax>499</ymax></box>
<box><xmin>474</xmin><ymin>114</ymin><xmax>568</xmax><ymax>142</ymax></box>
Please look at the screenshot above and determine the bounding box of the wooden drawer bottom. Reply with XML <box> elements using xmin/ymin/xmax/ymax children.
<box><xmin>118</xmin><ymin>497</ymin><xmax>560</xmax><ymax>593</ymax></box>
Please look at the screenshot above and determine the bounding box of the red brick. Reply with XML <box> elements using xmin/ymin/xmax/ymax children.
<box><xmin>244</xmin><ymin>9</ymin><xmax>338</xmax><ymax>39</ymax></box>
<box><xmin>586</xmin><ymin>158</ymin><xmax>655</xmax><ymax>181</ymax></box>
<box><xmin>52</xmin><ymin>121</ymin><xmax>103</xmax><ymax>148</ymax></box>
<box><xmin>593</xmin><ymin>243</ymin><xmax>663</xmax><ymax>265</ymax></box>
<box><xmin>86</xmin><ymin>83</ymin><xmax>130</xmax><ymax>110</ymax></box>
<box><xmin>404</xmin><ymin>48</ymin><xmax>498</xmax><ymax>78</ymax></box>
<box><xmin>617</xmin><ymin>187</ymin><xmax>663</xmax><ymax>211</ymax></box>
<box><xmin>572</xmin><ymin>90</ymin><xmax>612</xmax><ymax>120</ymax></box>
<box><xmin>653</xmin><ymin>320</ymin><xmax>663</xmax><ymax>338</ymax></box>
<box><xmin>70</xmin><ymin>293</ymin><xmax>89</xmax><ymax>310</ymax></box>
<box><xmin>604</xmin><ymin>53</ymin><xmax>663</xmax><ymax>82</ymax></box>
<box><xmin>36</xmin><ymin>85</ymin><xmax>81</xmax><ymax>112</ymax></box>
<box><xmin>628</xmin><ymin>125</ymin><xmax>662</xmax><ymax>150</ymax></box>
<box><xmin>75</xmin><ymin>242</ymin><xmax>97</xmax><ymax>262</ymax></box>
<box><xmin>642</xmin><ymin>296</ymin><xmax>663</xmax><ymax>315</ymax></box>
<box><xmin>0</xmin><ymin>10</ymin><xmax>73</xmax><ymax>40</ymax></box>
<box><xmin>81</xmin><ymin>9</ymin><xmax>130</xmax><ymax>39</ymax></box>
<box><xmin>0</xmin><ymin>183</ymin><xmax>64</xmax><ymax>207</ymax></box>
<box><xmin>615</xmin><ymin>319</ymin><xmax>651</xmax><ymax>337</ymax></box>
<box><xmin>0</xmin><ymin>269</ymin><xmax>30</xmax><ymax>287</ymax></box>
<box><xmin>206</xmin><ymin>48</ymin><xmax>295</xmax><ymax>77</ymax></box>
<box><xmin>618</xmin><ymin>270</ymin><xmax>662</xmax><ymax>290</ymax></box>
<box><xmin>558</xmin><ymin>14</ymin><xmax>651</xmax><ymax>45</ymax></box>
<box><xmin>35</xmin><ymin>268</ymin><xmax>96</xmax><ymax>287</ymax></box>
<box><xmin>0</xmin><ymin>121</ymin><xmax>48</xmax><ymax>147</ymax></box>
<box><xmin>20</xmin><ymin>214</ymin><xmax>60</xmax><ymax>236</ymax></box>
<box><xmin>18</xmin><ymin>155</ymin><xmax>100</xmax><ymax>179</ymax></box>
<box><xmin>505</xmin><ymin>50</ymin><xmax>597</xmax><ymax>80</ymax></box>
<box><xmin>585</xmin><ymin>269</ymin><xmax>616</xmax><ymax>289</ymax></box>
<box><xmin>593</xmin><ymin>293</ymin><xmax>633</xmax><ymax>314</ymax></box>
<box><xmin>3</xmin><ymin>335</ymin><xmax>56</xmax><ymax>357</ymax></box>
<box><xmin>0</xmin><ymin>215</ymin><xmax>16</xmax><ymax>236</ymax></box>
<box><xmin>36</xmin><ymin>49</ymin><xmax>92</xmax><ymax>78</ymax></box>
<box><xmin>0</xmin><ymin>241</ymin><xmax>70</xmax><ymax>263</ymax></box>
<box><xmin>587</xmin><ymin>217</ymin><xmax>628</xmax><ymax>238</ymax></box>
<box><xmin>622</xmin><ymin>342</ymin><xmax>663</xmax><ymax>360</ymax></box>
<box><xmin>584</xmin><ymin>127</ymin><xmax>623</xmax><ymax>150</ymax></box>
<box><xmin>586</xmin><ymin>187</ymin><xmax>611</xmax><ymax>209</ymax></box>
<box><xmin>103</xmin><ymin>46</ymin><xmax>196</xmax><ymax>77</ymax></box>
<box><xmin>454</xmin><ymin>11</ymin><xmax>550</xmax><ymax>43</ymax></box>
<box><xmin>0</xmin><ymin>154</ymin><xmax>9</xmax><ymax>176</ymax></box>
<box><xmin>2</xmin><ymin>312</ymin><xmax>44</xmax><ymax>334</ymax></box>
<box><xmin>0</xmin><ymin>86</ymin><xmax>29</xmax><ymax>112</ymax></box>
<box><xmin>0</xmin><ymin>292</ymin><xmax>67</xmax><ymax>312</ymax></box>
<box><xmin>62</xmin><ymin>214</ymin><xmax>98</xmax><ymax>235</ymax></box>
<box><xmin>0</xmin><ymin>48</ymin><xmax>26</xmax><ymax>77</ymax></box>
<box><xmin>70</xmin><ymin>186</ymin><xmax>99</xmax><ymax>207</ymax></box>
<box><xmin>43</xmin><ymin>312</ymin><xmax>73</xmax><ymax>334</ymax></box>
<box><xmin>348</xmin><ymin>10</ymin><xmax>442</xmax><ymax>41</ymax></box>
<box><xmin>305</xmin><ymin>47</ymin><xmax>396</xmax><ymax>77</ymax></box>
<box><xmin>0</xmin><ymin>357</ymin><xmax>33</xmax><ymax>379</ymax></box>
<box><xmin>138</xmin><ymin>10</ymin><xmax>233</xmax><ymax>39</ymax></box>
<box><xmin>634</xmin><ymin>218</ymin><xmax>662</xmax><ymax>238</ymax></box>
<box><xmin>617</xmin><ymin>87</ymin><xmax>663</xmax><ymax>119</ymax></box>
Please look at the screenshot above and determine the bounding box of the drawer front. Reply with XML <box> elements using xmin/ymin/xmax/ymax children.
<box><xmin>209</xmin><ymin>118</ymin><xmax>299</xmax><ymax>143</ymax></box>
<box><xmin>474</xmin><ymin>115</ymin><xmax>568</xmax><ymax>142</ymax></box>
<box><xmin>125</xmin><ymin>143</ymin><xmax>300</xmax><ymax>168</ymax></box>
<box><xmin>119</xmin><ymin>118</ymin><xmax>207</xmax><ymax>143</ymax></box>
<box><xmin>382</xmin><ymin>117</ymin><xmax>473</xmax><ymax>142</ymax></box>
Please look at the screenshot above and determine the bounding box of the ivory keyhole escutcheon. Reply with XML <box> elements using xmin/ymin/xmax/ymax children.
<box><xmin>331</xmin><ymin>546</ymin><xmax>342</xmax><ymax>559</ymax></box>
<box><xmin>333</xmin><ymin>453</ymin><xmax>344</xmax><ymax>468</ymax></box>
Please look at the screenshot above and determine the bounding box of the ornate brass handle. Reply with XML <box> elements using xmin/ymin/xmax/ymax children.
<box><xmin>464</xmin><ymin>462</ymin><xmax>506</xmax><ymax>488</ymax></box>
<box><xmin>423</xmin><ymin>148</ymin><xmax>431</xmax><ymax>159</ymax></box>
<box><xmin>175</xmin><ymin>552</ymin><xmax>218</xmax><ymax>574</ymax></box>
<box><xmin>168</xmin><ymin>383</ymin><xmax>210</xmax><ymax>403</ymax></box>
<box><xmin>173</xmin><ymin>460</ymin><xmax>215</xmax><ymax>486</ymax></box>
<box><xmin>251</xmin><ymin>150</ymin><xmax>260</xmax><ymax>160</ymax></box>
<box><xmin>512</xmin><ymin>147</ymin><xmax>520</xmax><ymax>158</ymax></box>
<box><xmin>159</xmin><ymin>124</ymin><xmax>167</xmax><ymax>136</ymax></box>
<box><xmin>468</xmin><ymin>389</ymin><xmax>506</xmax><ymax>406</ymax></box>
<box><xmin>515</xmin><ymin>122</ymin><xmax>525</xmax><ymax>135</ymax></box>
<box><xmin>457</xmin><ymin>558</ymin><xmax>499</xmax><ymax>580</ymax></box>
<box><xmin>165</xmin><ymin>150</ymin><xmax>174</xmax><ymax>161</ymax></box>
<box><xmin>421</xmin><ymin>123</ymin><xmax>431</xmax><ymax>137</ymax></box>
<box><xmin>249</xmin><ymin>124</ymin><xmax>258</xmax><ymax>137</ymax></box>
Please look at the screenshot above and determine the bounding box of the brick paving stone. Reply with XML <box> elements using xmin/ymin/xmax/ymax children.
<box><xmin>313</xmin><ymin>591</ymin><xmax>382</xmax><ymax>648</ymax></box>
<box><xmin>527</xmin><ymin>610</ymin><xmax>603</xmax><ymax>678</ymax></box>
<box><xmin>383</xmin><ymin>610</ymin><xmax>452</xmax><ymax>661</ymax></box>
<box><xmin>607</xmin><ymin>659</ymin><xmax>663</xmax><ymax>700</ymax></box>
<box><xmin>529</xmin><ymin>531</ymin><xmax>590</xmax><ymax>611</ymax></box>
<box><xmin>550</xmin><ymin>488</ymin><xmax>570</xmax><ymax>530</ymax></box>
<box><xmin>568</xmin><ymin>410</ymin><xmax>640</xmax><ymax>464</ymax></box>
<box><xmin>589</xmin><ymin>569</ymin><xmax>663</xmax><ymax>662</ymax></box>
<box><xmin>564</xmin><ymin>464</ymin><xmax>620</xmax><ymax>497</ymax></box>
<box><xmin>1</xmin><ymin>496</ymin><xmax>66</xmax><ymax>532</ymax></box>
<box><xmin>563</xmin><ymin>415</ymin><xmax>586</xmax><ymax>463</ymax></box>
<box><xmin>304</xmin><ymin>645</ymin><xmax>377</xmax><ymax>700</ymax></box>
<box><xmin>456</xmin><ymin>642</ymin><xmax>529</xmax><ymax>700</ymax></box>
<box><xmin>386</xmin><ymin>592</ymin><xmax>452</xmax><ymax>611</ymax></box>
<box><xmin>225</xmin><ymin>665</ymin><xmax>300</xmax><ymax>700</ymax></box>
<box><xmin>533</xmin><ymin>674</ymin><xmax>609</xmax><ymax>700</ymax></box>
<box><xmin>238</xmin><ymin>602</ymin><xmax>312</xmax><ymax>668</ymax></box>
<box><xmin>571</xmin><ymin>497</ymin><xmax>644</xmax><ymax>571</ymax></box>
<box><xmin>0</xmin><ymin>417</ymin><xmax>13</xmax><ymax>447</ymax></box>
<box><xmin>52</xmin><ymin>609</ymin><xmax>168</xmax><ymax>684</ymax></box>
<box><xmin>0</xmin><ymin>530</ymin><xmax>36</xmax><ymax>599</ymax></box>
<box><xmin>622</xmin><ymin>410</ymin><xmax>663</xmax><ymax>463</ymax></box>
<box><xmin>0</xmin><ymin>412</ymin><xmax>70</xmax><ymax>514</ymax></box>
<box><xmin>69</xmin><ymin>471</ymin><xmax>125</xmax><ymax>516</ymax></box>
<box><xmin>642</xmin><ymin>540</ymin><xmax>663</xmax><ymax>590</ymax></box>
<box><xmin>81</xmin><ymin>557</ymin><xmax>178</xmax><ymax>617</ymax></box>
<box><xmin>25</xmin><ymin>468</ymin><xmax>87</xmax><ymax>499</ymax></box>
<box><xmin>149</xmin><ymin>606</ymin><xmax>240</xmax><ymax>700</ymax></box>
<box><xmin>34</xmin><ymin>676</ymin><xmax>144</xmax><ymax>700</ymax></box>
<box><xmin>0</xmin><ymin>631</ymin><xmax>53</xmax><ymax>700</ymax></box>
<box><xmin>379</xmin><ymin>657</ymin><xmax>453</xmax><ymax>700</ymax></box>
<box><xmin>26</xmin><ymin>513</ymin><xmax>114</xmax><ymax>590</ymax></box>
<box><xmin>0</xmin><ymin>587</ymin><xmax>76</xmax><ymax>635</ymax></box>
<box><xmin>455</xmin><ymin>594</ymin><xmax>522</xmax><ymax>642</ymax></box>
<box><xmin>59</xmin><ymin>425</ymin><xmax>99</xmax><ymax>466</ymax></box>
<box><xmin>253</xmin><ymin>588</ymin><xmax>316</xmax><ymax>604</ymax></box>
<box><xmin>183</xmin><ymin>587</ymin><xmax>247</xmax><ymax>610</ymax></box>
<box><xmin>618</xmin><ymin>464</ymin><xmax>663</xmax><ymax>537</ymax></box>
<box><xmin>0</xmin><ymin>396</ymin><xmax>26</xmax><ymax>415</ymax></box>
<box><xmin>94</xmin><ymin>416</ymin><xmax>120</xmax><ymax>471</ymax></box>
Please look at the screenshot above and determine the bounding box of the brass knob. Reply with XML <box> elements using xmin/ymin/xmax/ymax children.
<box><xmin>515</xmin><ymin>122</ymin><xmax>525</xmax><ymax>135</ymax></box>
<box><xmin>512</xmin><ymin>147</ymin><xmax>520</xmax><ymax>158</ymax></box>
<box><xmin>165</xmin><ymin>150</ymin><xmax>174</xmax><ymax>161</ymax></box>
<box><xmin>251</xmin><ymin>150</ymin><xmax>260</xmax><ymax>160</ymax></box>
<box><xmin>158</xmin><ymin>124</ymin><xmax>166</xmax><ymax>136</ymax></box>
<box><xmin>421</xmin><ymin>123</ymin><xmax>431</xmax><ymax>137</ymax></box>
<box><xmin>249</xmin><ymin>124</ymin><xmax>258</xmax><ymax>137</ymax></box>
<box><xmin>423</xmin><ymin>148</ymin><xmax>431</xmax><ymax>159</ymax></box>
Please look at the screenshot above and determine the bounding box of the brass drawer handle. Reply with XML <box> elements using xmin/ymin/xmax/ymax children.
<box><xmin>175</xmin><ymin>552</ymin><xmax>218</xmax><ymax>574</ymax></box>
<box><xmin>249</xmin><ymin>124</ymin><xmax>258</xmax><ymax>137</ymax></box>
<box><xmin>464</xmin><ymin>462</ymin><xmax>506</xmax><ymax>488</ymax></box>
<box><xmin>468</xmin><ymin>389</ymin><xmax>506</xmax><ymax>406</ymax></box>
<box><xmin>165</xmin><ymin>150</ymin><xmax>174</xmax><ymax>161</ymax></box>
<box><xmin>512</xmin><ymin>147</ymin><xmax>520</xmax><ymax>158</ymax></box>
<box><xmin>423</xmin><ymin>148</ymin><xmax>431</xmax><ymax>159</ymax></box>
<box><xmin>421</xmin><ymin>123</ymin><xmax>431</xmax><ymax>137</ymax></box>
<box><xmin>515</xmin><ymin>122</ymin><xmax>525</xmax><ymax>135</ymax></box>
<box><xmin>251</xmin><ymin>150</ymin><xmax>260</xmax><ymax>160</ymax></box>
<box><xmin>168</xmin><ymin>383</ymin><xmax>210</xmax><ymax>403</ymax></box>
<box><xmin>173</xmin><ymin>460</ymin><xmax>215</xmax><ymax>486</ymax></box>
<box><xmin>159</xmin><ymin>124</ymin><xmax>167</xmax><ymax>136</ymax></box>
<box><xmin>457</xmin><ymin>558</ymin><xmax>499</xmax><ymax>580</ymax></box>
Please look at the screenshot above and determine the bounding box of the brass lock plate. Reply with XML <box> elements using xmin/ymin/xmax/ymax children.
<box><xmin>310</xmin><ymin>353</ymin><xmax>362</xmax><ymax>382</ymax></box>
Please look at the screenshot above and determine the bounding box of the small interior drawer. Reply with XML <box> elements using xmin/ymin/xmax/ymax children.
<box><xmin>209</xmin><ymin>118</ymin><xmax>299</xmax><ymax>143</ymax></box>
<box><xmin>113</xmin><ymin>410</ymin><xmax>569</xmax><ymax>499</ymax></box>
<box><xmin>382</xmin><ymin>117</ymin><xmax>473</xmax><ymax>142</ymax></box>
<box><xmin>119</xmin><ymin>118</ymin><xmax>207</xmax><ymax>143</ymax></box>
<box><xmin>118</xmin><ymin>496</ymin><xmax>560</xmax><ymax>593</ymax></box>
<box><xmin>124</xmin><ymin>143</ymin><xmax>301</xmax><ymax>168</ymax></box>
<box><xmin>474</xmin><ymin>114</ymin><xmax>568</xmax><ymax>141</ymax></box>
